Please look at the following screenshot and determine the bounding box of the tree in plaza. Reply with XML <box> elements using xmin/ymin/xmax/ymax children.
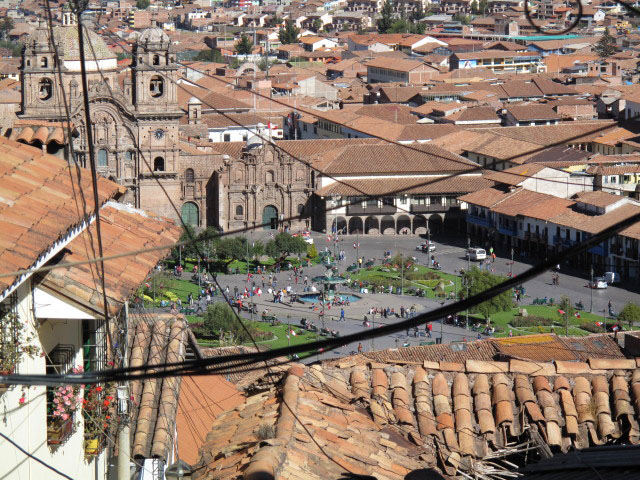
<box><xmin>265</xmin><ymin>233</ymin><xmax>308</xmax><ymax>260</ymax></box>
<box><xmin>594</xmin><ymin>29</ymin><xmax>617</xmax><ymax>58</ymax></box>
<box><xmin>378</xmin><ymin>0</ymin><xmax>394</xmax><ymax>33</ymax></box>
<box><xmin>235</xmin><ymin>34</ymin><xmax>254</xmax><ymax>55</ymax></box>
<box><xmin>462</xmin><ymin>268</ymin><xmax>512</xmax><ymax>320</ymax></box>
<box><xmin>471</xmin><ymin>0</ymin><xmax>479</xmax><ymax>14</ymax></box>
<box><xmin>618</xmin><ymin>302</ymin><xmax>640</xmax><ymax>330</ymax></box>
<box><xmin>136</xmin><ymin>0</ymin><xmax>150</xmax><ymax>9</ymax></box>
<box><xmin>557</xmin><ymin>295</ymin><xmax>575</xmax><ymax>336</ymax></box>
<box><xmin>312</xmin><ymin>18</ymin><xmax>323</xmax><ymax>32</ymax></box>
<box><xmin>278</xmin><ymin>19</ymin><xmax>300</xmax><ymax>45</ymax></box>
<box><xmin>203</xmin><ymin>302</ymin><xmax>260</xmax><ymax>343</ymax></box>
<box><xmin>172</xmin><ymin>224</ymin><xmax>198</xmax><ymax>264</ymax></box>
<box><xmin>307</xmin><ymin>243</ymin><xmax>318</xmax><ymax>259</ymax></box>
<box><xmin>214</xmin><ymin>236</ymin><xmax>248</xmax><ymax>269</ymax></box>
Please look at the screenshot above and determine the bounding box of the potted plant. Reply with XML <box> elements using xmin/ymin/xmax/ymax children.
<box><xmin>83</xmin><ymin>384</ymin><xmax>114</xmax><ymax>456</ymax></box>
<box><xmin>47</xmin><ymin>367</ymin><xmax>83</xmax><ymax>445</ymax></box>
<box><xmin>0</xmin><ymin>312</ymin><xmax>40</xmax><ymax>394</ymax></box>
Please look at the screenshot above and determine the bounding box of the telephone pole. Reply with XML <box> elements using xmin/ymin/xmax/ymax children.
<box><xmin>117</xmin><ymin>303</ymin><xmax>130</xmax><ymax>480</ymax></box>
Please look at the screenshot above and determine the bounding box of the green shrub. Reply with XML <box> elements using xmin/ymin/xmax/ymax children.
<box><xmin>510</xmin><ymin>316</ymin><xmax>554</xmax><ymax>328</ymax></box>
<box><xmin>580</xmin><ymin>322</ymin><xmax>605</xmax><ymax>333</ymax></box>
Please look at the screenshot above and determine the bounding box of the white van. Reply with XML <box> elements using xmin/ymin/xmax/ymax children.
<box><xmin>466</xmin><ymin>248</ymin><xmax>487</xmax><ymax>261</ymax></box>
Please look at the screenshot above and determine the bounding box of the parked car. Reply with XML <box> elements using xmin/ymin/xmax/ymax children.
<box><xmin>465</xmin><ymin>248</ymin><xmax>487</xmax><ymax>261</ymax></box>
<box><xmin>590</xmin><ymin>277</ymin><xmax>608</xmax><ymax>289</ymax></box>
<box><xmin>416</xmin><ymin>241</ymin><xmax>435</xmax><ymax>252</ymax></box>
<box><xmin>604</xmin><ymin>271</ymin><xmax>619</xmax><ymax>284</ymax></box>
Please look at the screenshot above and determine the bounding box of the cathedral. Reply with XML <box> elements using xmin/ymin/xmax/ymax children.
<box><xmin>17</xmin><ymin>8</ymin><xmax>183</xmax><ymax>217</ymax></box>
<box><xmin>13</xmin><ymin>8</ymin><xmax>314</xmax><ymax>232</ymax></box>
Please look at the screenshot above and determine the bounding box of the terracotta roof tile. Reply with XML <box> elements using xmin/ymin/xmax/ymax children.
<box><xmin>0</xmin><ymin>137</ymin><xmax>121</xmax><ymax>297</ymax></box>
<box><xmin>41</xmin><ymin>203</ymin><xmax>181</xmax><ymax>316</ymax></box>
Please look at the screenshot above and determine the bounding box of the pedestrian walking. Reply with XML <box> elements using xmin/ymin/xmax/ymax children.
<box><xmin>358</xmin><ymin>343</ymin><xmax>363</xmax><ymax>354</ymax></box>
<box><xmin>509</xmin><ymin>329</ymin><xmax>513</xmax><ymax>337</ymax></box>
<box><xmin>340</xmin><ymin>308</ymin><xmax>345</xmax><ymax>321</ymax></box>
<box><xmin>427</xmin><ymin>323</ymin><xmax>432</xmax><ymax>338</ymax></box>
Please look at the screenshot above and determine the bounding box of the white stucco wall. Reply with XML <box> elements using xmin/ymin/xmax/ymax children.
<box><xmin>0</xmin><ymin>281</ymin><xmax>108</xmax><ymax>480</ymax></box>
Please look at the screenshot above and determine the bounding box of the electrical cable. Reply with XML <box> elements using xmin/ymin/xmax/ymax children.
<box><xmin>0</xmin><ymin>430</ymin><xmax>76</xmax><ymax>480</ymax></box>
<box><xmin>13</xmin><ymin>2</ymin><xmax>640</xmax><ymax>392</ymax></box>
<box><xmin>3</xmin><ymin>203</ymin><xmax>638</xmax><ymax>387</ymax></box>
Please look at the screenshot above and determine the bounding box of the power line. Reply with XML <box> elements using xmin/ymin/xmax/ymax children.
<box><xmin>3</xmin><ymin>203</ymin><xmax>638</xmax><ymax>387</ymax></box>
<box><xmin>0</xmin><ymin>426</ymin><xmax>76</xmax><ymax>480</ymax></box>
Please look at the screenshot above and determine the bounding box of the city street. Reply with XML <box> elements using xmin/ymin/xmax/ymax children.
<box><xmin>211</xmin><ymin>230</ymin><xmax>640</xmax><ymax>363</ymax></box>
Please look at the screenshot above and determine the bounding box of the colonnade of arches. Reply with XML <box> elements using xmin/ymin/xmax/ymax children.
<box><xmin>331</xmin><ymin>214</ymin><xmax>444</xmax><ymax>235</ymax></box>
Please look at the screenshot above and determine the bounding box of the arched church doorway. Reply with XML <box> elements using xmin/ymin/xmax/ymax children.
<box><xmin>263</xmin><ymin>205</ymin><xmax>278</xmax><ymax>230</ymax></box>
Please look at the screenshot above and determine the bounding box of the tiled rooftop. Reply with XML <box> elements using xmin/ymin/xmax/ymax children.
<box><xmin>128</xmin><ymin>313</ymin><xmax>189</xmax><ymax>462</ymax></box>
<box><xmin>315</xmin><ymin>175</ymin><xmax>494</xmax><ymax>197</ymax></box>
<box><xmin>194</xmin><ymin>350</ymin><xmax>640</xmax><ymax>479</ymax></box>
<box><xmin>40</xmin><ymin>203</ymin><xmax>181</xmax><ymax>316</ymax></box>
<box><xmin>0</xmin><ymin>137</ymin><xmax>123</xmax><ymax>298</ymax></box>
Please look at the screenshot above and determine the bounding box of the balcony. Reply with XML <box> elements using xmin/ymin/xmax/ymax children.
<box><xmin>468</xmin><ymin>214</ymin><xmax>492</xmax><ymax>228</ymax></box>
<box><xmin>553</xmin><ymin>236</ymin><xmax>574</xmax><ymax>247</ymax></box>
<box><xmin>497</xmin><ymin>225</ymin><xmax>517</xmax><ymax>236</ymax></box>
<box><xmin>410</xmin><ymin>204</ymin><xmax>454</xmax><ymax>213</ymax></box>
<box><xmin>525</xmin><ymin>231</ymin><xmax>548</xmax><ymax>242</ymax></box>
<box><xmin>346</xmin><ymin>204</ymin><xmax>397</xmax><ymax>215</ymax></box>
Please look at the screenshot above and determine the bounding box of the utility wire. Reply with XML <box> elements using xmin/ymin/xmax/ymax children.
<box><xmin>0</xmin><ymin>430</ymin><xmax>76</xmax><ymax>480</ymax></box>
<box><xmin>3</xmin><ymin>203</ymin><xmax>639</xmax><ymax>387</ymax></box>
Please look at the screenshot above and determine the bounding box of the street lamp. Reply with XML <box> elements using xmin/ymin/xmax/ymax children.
<box><xmin>590</xmin><ymin>266</ymin><xmax>594</xmax><ymax>313</ymax></box>
<box><xmin>165</xmin><ymin>460</ymin><xmax>193</xmax><ymax>480</ymax></box>
<box><xmin>509</xmin><ymin>247</ymin><xmax>514</xmax><ymax>278</ymax></box>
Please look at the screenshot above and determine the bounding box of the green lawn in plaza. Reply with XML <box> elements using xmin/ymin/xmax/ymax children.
<box><xmin>349</xmin><ymin>265</ymin><xmax>463</xmax><ymax>299</ymax></box>
<box><xmin>466</xmin><ymin>305</ymin><xmax>615</xmax><ymax>338</ymax></box>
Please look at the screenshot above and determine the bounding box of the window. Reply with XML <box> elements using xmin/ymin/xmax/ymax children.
<box><xmin>153</xmin><ymin>54</ymin><xmax>160</xmax><ymax>66</ymax></box>
<box><xmin>153</xmin><ymin>156</ymin><xmax>165</xmax><ymax>171</ymax></box>
<box><xmin>297</xmin><ymin>204</ymin><xmax>304</xmax><ymax>214</ymax></box>
<box><xmin>38</xmin><ymin>78</ymin><xmax>53</xmax><ymax>100</ymax></box>
<box><xmin>223</xmin><ymin>133</ymin><xmax>231</xmax><ymax>142</ymax></box>
<box><xmin>185</xmin><ymin>168</ymin><xmax>195</xmax><ymax>183</ymax></box>
<box><xmin>41</xmin><ymin>57</ymin><xmax>48</xmax><ymax>68</ymax></box>
<box><xmin>97</xmin><ymin>149</ymin><xmax>107</xmax><ymax>167</ymax></box>
<box><xmin>235</xmin><ymin>205</ymin><xmax>244</xmax><ymax>216</ymax></box>
<box><xmin>400</xmin><ymin>196</ymin><xmax>407</xmax><ymax>205</ymax></box>
<box><xmin>266</xmin><ymin>170</ymin><xmax>275</xmax><ymax>182</ymax></box>
<box><xmin>149</xmin><ymin>75</ymin><xmax>164</xmax><ymax>98</ymax></box>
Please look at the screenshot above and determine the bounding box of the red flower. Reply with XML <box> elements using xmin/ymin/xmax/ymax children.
<box><xmin>96</xmin><ymin>386</ymin><xmax>102</xmax><ymax>392</ymax></box>
<box><xmin>106</xmin><ymin>396</ymin><xmax>113</xmax><ymax>401</ymax></box>
<box><xmin>103</xmin><ymin>400</ymin><xmax>110</xmax><ymax>407</ymax></box>
<box><xmin>105</xmin><ymin>415</ymin><xmax>111</xmax><ymax>419</ymax></box>
<box><xmin>18</xmin><ymin>396</ymin><xmax>25</xmax><ymax>405</ymax></box>
<box><xmin>107</xmin><ymin>361</ymin><xmax>115</xmax><ymax>367</ymax></box>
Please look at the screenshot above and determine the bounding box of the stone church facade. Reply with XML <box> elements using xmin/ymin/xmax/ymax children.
<box><xmin>15</xmin><ymin>9</ymin><xmax>315</xmax><ymax>232</ymax></box>
<box><xmin>17</xmin><ymin>9</ymin><xmax>183</xmax><ymax>218</ymax></box>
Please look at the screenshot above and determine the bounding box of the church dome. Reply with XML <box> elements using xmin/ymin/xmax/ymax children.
<box><xmin>246</xmin><ymin>135</ymin><xmax>263</xmax><ymax>150</ymax></box>
<box><xmin>188</xmin><ymin>96</ymin><xmax>201</xmax><ymax>105</ymax></box>
<box><xmin>24</xmin><ymin>24</ymin><xmax>116</xmax><ymax>67</ymax></box>
<box><xmin>54</xmin><ymin>26</ymin><xmax>115</xmax><ymax>61</ymax></box>
<box><xmin>137</xmin><ymin>27</ymin><xmax>170</xmax><ymax>47</ymax></box>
